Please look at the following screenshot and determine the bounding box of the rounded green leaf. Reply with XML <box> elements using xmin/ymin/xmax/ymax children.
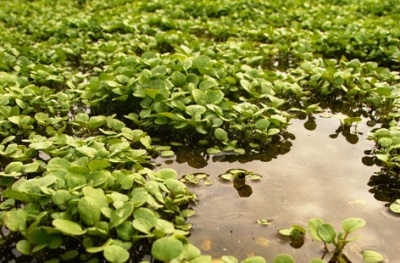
<box><xmin>156</xmin><ymin>168</ymin><xmax>178</xmax><ymax>180</ymax></box>
<box><xmin>110</xmin><ymin>202</ymin><xmax>134</xmax><ymax>228</ymax></box>
<box><xmin>16</xmin><ymin>240</ymin><xmax>31</xmax><ymax>255</ymax></box>
<box><xmin>181</xmin><ymin>243</ymin><xmax>201</xmax><ymax>261</ymax></box>
<box><xmin>318</xmin><ymin>224</ymin><xmax>336</xmax><ymax>243</ymax></box>
<box><xmin>171</xmin><ymin>71</ymin><xmax>186</xmax><ymax>86</ymax></box>
<box><xmin>221</xmin><ymin>256</ymin><xmax>239</xmax><ymax>263</ymax></box>
<box><xmin>278</xmin><ymin>228</ymin><xmax>292</xmax><ymax>236</ymax></box>
<box><xmin>161</xmin><ymin>150</ymin><xmax>175</xmax><ymax>157</ymax></box>
<box><xmin>219</xmin><ymin>173</ymin><xmax>233</xmax><ymax>181</ymax></box>
<box><xmin>52</xmin><ymin>219</ymin><xmax>86</xmax><ymax>236</ymax></box>
<box><xmin>390</xmin><ymin>202</ymin><xmax>400</xmax><ymax>213</ymax></box>
<box><xmin>78</xmin><ymin>197</ymin><xmax>101</xmax><ymax>225</ymax></box>
<box><xmin>103</xmin><ymin>245</ymin><xmax>130</xmax><ymax>263</ymax></box>
<box><xmin>215</xmin><ymin>128</ymin><xmax>228</xmax><ymax>141</ymax></box>
<box><xmin>5</xmin><ymin>161</ymin><xmax>23</xmax><ymax>174</ymax></box>
<box><xmin>308</xmin><ymin>218</ymin><xmax>325</xmax><ymax>241</ymax></box>
<box><xmin>362</xmin><ymin>249</ymin><xmax>384</xmax><ymax>263</ymax></box>
<box><xmin>186</xmin><ymin>105</ymin><xmax>206</xmax><ymax>116</ymax></box>
<box><xmin>243</xmin><ymin>256</ymin><xmax>266</xmax><ymax>263</ymax></box>
<box><xmin>27</xmin><ymin>227</ymin><xmax>48</xmax><ymax>244</ymax></box>
<box><xmin>206</xmin><ymin>90</ymin><xmax>224</xmax><ymax>104</ymax></box>
<box><xmin>151</xmin><ymin>237</ymin><xmax>183</xmax><ymax>261</ymax></box>
<box><xmin>165</xmin><ymin>179</ymin><xmax>186</xmax><ymax>195</ymax></box>
<box><xmin>273</xmin><ymin>254</ymin><xmax>294</xmax><ymax>263</ymax></box>
<box><xmin>341</xmin><ymin>218</ymin><xmax>366</xmax><ymax>233</ymax></box>
<box><xmin>132</xmin><ymin>217</ymin><xmax>153</xmax><ymax>234</ymax></box>
<box><xmin>255</xmin><ymin>119</ymin><xmax>270</xmax><ymax>130</ymax></box>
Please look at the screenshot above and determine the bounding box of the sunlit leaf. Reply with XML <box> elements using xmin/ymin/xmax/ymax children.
<box><xmin>52</xmin><ymin>219</ymin><xmax>86</xmax><ymax>235</ymax></box>
<box><xmin>103</xmin><ymin>245</ymin><xmax>130</xmax><ymax>263</ymax></box>
<box><xmin>341</xmin><ymin>218</ymin><xmax>366</xmax><ymax>233</ymax></box>
<box><xmin>272</xmin><ymin>254</ymin><xmax>294</xmax><ymax>263</ymax></box>
<box><xmin>151</xmin><ymin>237</ymin><xmax>183</xmax><ymax>261</ymax></box>
<box><xmin>362</xmin><ymin>249</ymin><xmax>384</xmax><ymax>263</ymax></box>
<box><xmin>308</xmin><ymin>218</ymin><xmax>325</xmax><ymax>241</ymax></box>
<box><xmin>317</xmin><ymin>224</ymin><xmax>336</xmax><ymax>243</ymax></box>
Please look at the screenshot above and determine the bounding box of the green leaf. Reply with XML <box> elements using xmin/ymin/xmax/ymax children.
<box><xmin>78</xmin><ymin>197</ymin><xmax>101</xmax><ymax>225</ymax></box>
<box><xmin>160</xmin><ymin>150</ymin><xmax>175</xmax><ymax>157</ymax></box>
<box><xmin>273</xmin><ymin>255</ymin><xmax>295</xmax><ymax>263</ymax></box>
<box><xmin>192</xmin><ymin>55</ymin><xmax>210</xmax><ymax>69</ymax></box>
<box><xmin>171</xmin><ymin>71</ymin><xmax>186</xmax><ymax>86</ymax></box>
<box><xmin>103</xmin><ymin>245</ymin><xmax>130</xmax><ymax>263</ymax></box>
<box><xmin>309</xmin><ymin>260</ymin><xmax>327</xmax><ymax>263</ymax></box>
<box><xmin>86</xmin><ymin>239</ymin><xmax>113</xmax><ymax>253</ymax></box>
<box><xmin>4</xmin><ymin>209</ymin><xmax>28</xmax><ymax>232</ymax></box>
<box><xmin>34</xmin><ymin>112</ymin><xmax>50</xmax><ymax>125</ymax></box>
<box><xmin>186</xmin><ymin>105</ymin><xmax>206</xmax><ymax>117</ymax></box>
<box><xmin>110</xmin><ymin>202</ymin><xmax>134</xmax><ymax>228</ymax></box>
<box><xmin>62</xmin><ymin>250</ymin><xmax>79</xmax><ymax>261</ymax></box>
<box><xmin>255</xmin><ymin>119</ymin><xmax>270</xmax><ymax>130</ymax></box>
<box><xmin>390</xmin><ymin>201</ymin><xmax>400</xmax><ymax>213</ymax></box>
<box><xmin>181</xmin><ymin>243</ymin><xmax>201</xmax><ymax>261</ymax></box>
<box><xmin>215</xmin><ymin>128</ymin><xmax>228</xmax><ymax>141</ymax></box>
<box><xmin>317</xmin><ymin>224</ymin><xmax>336</xmax><ymax>243</ymax></box>
<box><xmin>155</xmin><ymin>219</ymin><xmax>175</xmax><ymax>234</ymax></box>
<box><xmin>199</xmin><ymin>78</ymin><xmax>218</xmax><ymax>90</ymax></box>
<box><xmin>132</xmin><ymin>218</ymin><xmax>153</xmax><ymax>234</ymax></box>
<box><xmin>308</xmin><ymin>218</ymin><xmax>325</xmax><ymax>241</ymax></box>
<box><xmin>165</xmin><ymin>179</ymin><xmax>186</xmax><ymax>195</ymax></box>
<box><xmin>16</xmin><ymin>240</ymin><xmax>31</xmax><ymax>255</ymax></box>
<box><xmin>5</xmin><ymin>161</ymin><xmax>23</xmax><ymax>174</ymax></box>
<box><xmin>221</xmin><ymin>255</ymin><xmax>239</xmax><ymax>263</ymax></box>
<box><xmin>219</xmin><ymin>173</ymin><xmax>233</xmax><ymax>181</ymax></box>
<box><xmin>362</xmin><ymin>249</ymin><xmax>384</xmax><ymax>263</ymax></box>
<box><xmin>206</xmin><ymin>90</ymin><xmax>224</xmax><ymax>104</ymax></box>
<box><xmin>88</xmin><ymin>159</ymin><xmax>111</xmax><ymax>171</ymax></box>
<box><xmin>76</xmin><ymin>146</ymin><xmax>97</xmax><ymax>158</ymax></box>
<box><xmin>156</xmin><ymin>168</ymin><xmax>178</xmax><ymax>180</ymax></box>
<box><xmin>278</xmin><ymin>228</ymin><xmax>292</xmax><ymax>236</ymax></box>
<box><xmin>341</xmin><ymin>218</ymin><xmax>366</xmax><ymax>233</ymax></box>
<box><xmin>192</xmin><ymin>89</ymin><xmax>206</xmax><ymax>105</ymax></box>
<box><xmin>243</xmin><ymin>256</ymin><xmax>266</xmax><ymax>263</ymax></box>
<box><xmin>23</xmin><ymin>161</ymin><xmax>42</xmax><ymax>173</ymax></box>
<box><xmin>27</xmin><ymin>227</ymin><xmax>48</xmax><ymax>245</ymax></box>
<box><xmin>151</xmin><ymin>237</ymin><xmax>183</xmax><ymax>261</ymax></box>
<box><xmin>52</xmin><ymin>219</ymin><xmax>86</xmax><ymax>236</ymax></box>
<box><xmin>191</xmin><ymin>256</ymin><xmax>213</xmax><ymax>263</ymax></box>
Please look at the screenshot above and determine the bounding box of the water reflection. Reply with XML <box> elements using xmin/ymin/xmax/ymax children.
<box><xmin>328</xmin><ymin>123</ymin><xmax>361</xmax><ymax>144</ymax></box>
<box><xmin>172</xmin><ymin>131</ymin><xmax>295</xmax><ymax>169</ymax></box>
<box><xmin>233</xmin><ymin>176</ymin><xmax>253</xmax><ymax>197</ymax></box>
<box><xmin>368</xmin><ymin>168</ymin><xmax>400</xmax><ymax>203</ymax></box>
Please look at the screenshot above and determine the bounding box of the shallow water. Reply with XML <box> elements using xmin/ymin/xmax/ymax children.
<box><xmin>157</xmin><ymin>114</ymin><xmax>400</xmax><ymax>262</ymax></box>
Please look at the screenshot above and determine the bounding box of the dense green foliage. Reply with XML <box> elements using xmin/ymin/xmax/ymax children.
<box><xmin>0</xmin><ymin>0</ymin><xmax>399</xmax><ymax>262</ymax></box>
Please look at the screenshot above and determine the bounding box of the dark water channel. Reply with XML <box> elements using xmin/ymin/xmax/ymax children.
<box><xmin>156</xmin><ymin>114</ymin><xmax>400</xmax><ymax>262</ymax></box>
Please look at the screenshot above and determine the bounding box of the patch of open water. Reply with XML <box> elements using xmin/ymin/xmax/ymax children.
<box><xmin>156</xmin><ymin>114</ymin><xmax>400</xmax><ymax>262</ymax></box>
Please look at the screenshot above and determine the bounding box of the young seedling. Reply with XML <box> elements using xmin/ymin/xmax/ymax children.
<box><xmin>307</xmin><ymin>218</ymin><xmax>366</xmax><ymax>261</ymax></box>
<box><xmin>278</xmin><ymin>224</ymin><xmax>306</xmax><ymax>248</ymax></box>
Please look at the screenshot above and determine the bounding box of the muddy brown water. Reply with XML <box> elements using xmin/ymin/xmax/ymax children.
<box><xmin>157</xmin><ymin>114</ymin><xmax>400</xmax><ymax>262</ymax></box>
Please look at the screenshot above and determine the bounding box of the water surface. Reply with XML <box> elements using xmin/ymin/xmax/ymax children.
<box><xmin>157</xmin><ymin>114</ymin><xmax>400</xmax><ymax>262</ymax></box>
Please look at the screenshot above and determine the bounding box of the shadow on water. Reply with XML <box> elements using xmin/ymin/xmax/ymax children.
<box><xmin>368</xmin><ymin>168</ymin><xmax>400</xmax><ymax>204</ymax></box>
<box><xmin>171</xmin><ymin>131</ymin><xmax>295</xmax><ymax>169</ymax></box>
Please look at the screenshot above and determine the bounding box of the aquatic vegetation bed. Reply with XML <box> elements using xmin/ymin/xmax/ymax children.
<box><xmin>0</xmin><ymin>0</ymin><xmax>399</xmax><ymax>262</ymax></box>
